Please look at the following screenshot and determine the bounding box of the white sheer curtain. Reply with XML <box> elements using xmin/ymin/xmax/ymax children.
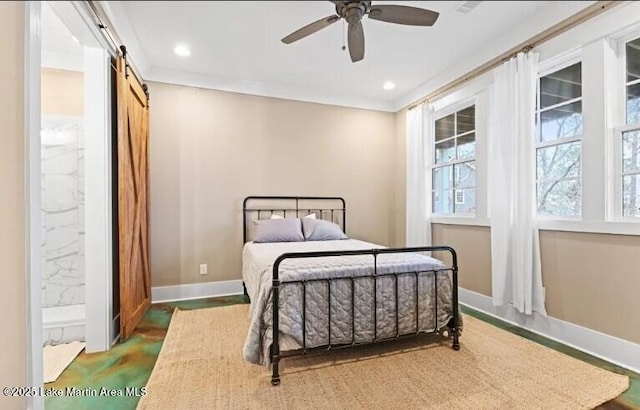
<box><xmin>488</xmin><ymin>52</ymin><xmax>546</xmax><ymax>315</ymax></box>
<box><xmin>406</xmin><ymin>103</ymin><xmax>433</xmax><ymax>247</ymax></box>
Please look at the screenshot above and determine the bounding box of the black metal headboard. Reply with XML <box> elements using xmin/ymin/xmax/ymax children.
<box><xmin>243</xmin><ymin>196</ymin><xmax>346</xmax><ymax>243</ymax></box>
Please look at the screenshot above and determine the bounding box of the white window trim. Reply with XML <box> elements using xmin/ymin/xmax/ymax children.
<box><xmin>607</xmin><ymin>21</ymin><xmax>640</xmax><ymax>47</ymax></box>
<box><xmin>428</xmin><ymin>73</ymin><xmax>491</xmax><ymax>223</ymax></box>
<box><xmin>535</xmin><ymin>54</ymin><xmax>584</xmax><ymax>219</ymax></box>
<box><xmin>612</xmin><ymin>124</ymin><xmax>640</xmax><ymax>221</ymax></box>
<box><xmin>431</xmin><ymin>98</ymin><xmax>480</xmax><ymax>218</ymax></box>
<box><xmin>430</xmin><ymin>215</ymin><xmax>491</xmax><ymax>227</ymax></box>
<box><xmin>609</xmin><ymin>32</ymin><xmax>640</xmax><ymax>221</ymax></box>
<box><xmin>536</xmin><ymin>219</ymin><xmax>640</xmax><ymax>235</ymax></box>
<box><xmin>538</xmin><ymin>48</ymin><xmax>583</xmax><ymax>78</ymax></box>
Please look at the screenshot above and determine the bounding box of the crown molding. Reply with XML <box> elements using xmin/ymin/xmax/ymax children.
<box><xmin>97</xmin><ymin>0</ymin><xmax>400</xmax><ymax>112</ymax></box>
<box><xmin>144</xmin><ymin>65</ymin><xmax>397</xmax><ymax>112</ymax></box>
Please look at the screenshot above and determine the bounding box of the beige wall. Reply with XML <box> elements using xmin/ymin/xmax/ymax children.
<box><xmin>393</xmin><ymin>109</ymin><xmax>407</xmax><ymax>247</ymax></box>
<box><xmin>41</xmin><ymin>67</ymin><xmax>83</xmax><ymax>116</ymax></box>
<box><xmin>148</xmin><ymin>82</ymin><xmax>396</xmax><ymax>286</ymax></box>
<box><xmin>430</xmin><ymin>223</ymin><xmax>640</xmax><ymax>345</ymax></box>
<box><xmin>0</xmin><ymin>2</ymin><xmax>27</xmax><ymax>409</ymax></box>
<box><xmin>540</xmin><ymin>230</ymin><xmax>640</xmax><ymax>344</ymax></box>
<box><xmin>432</xmin><ymin>224</ymin><xmax>492</xmax><ymax>297</ymax></box>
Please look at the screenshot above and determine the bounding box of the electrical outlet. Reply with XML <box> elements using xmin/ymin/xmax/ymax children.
<box><xmin>199</xmin><ymin>264</ymin><xmax>208</xmax><ymax>275</ymax></box>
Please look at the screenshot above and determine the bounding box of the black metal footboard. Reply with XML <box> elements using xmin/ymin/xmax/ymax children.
<box><xmin>269</xmin><ymin>246</ymin><xmax>459</xmax><ymax>386</ymax></box>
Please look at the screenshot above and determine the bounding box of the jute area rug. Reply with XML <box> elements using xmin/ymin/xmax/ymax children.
<box><xmin>43</xmin><ymin>341</ymin><xmax>85</xmax><ymax>383</ymax></box>
<box><xmin>137</xmin><ymin>305</ymin><xmax>628</xmax><ymax>409</ymax></box>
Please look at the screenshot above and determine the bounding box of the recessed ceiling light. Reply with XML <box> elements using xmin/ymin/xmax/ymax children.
<box><xmin>174</xmin><ymin>44</ymin><xmax>191</xmax><ymax>57</ymax></box>
<box><xmin>383</xmin><ymin>81</ymin><xmax>396</xmax><ymax>91</ymax></box>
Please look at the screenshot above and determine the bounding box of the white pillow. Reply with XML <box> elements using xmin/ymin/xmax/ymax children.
<box><xmin>253</xmin><ymin>218</ymin><xmax>304</xmax><ymax>243</ymax></box>
<box><xmin>270</xmin><ymin>213</ymin><xmax>316</xmax><ymax>220</ymax></box>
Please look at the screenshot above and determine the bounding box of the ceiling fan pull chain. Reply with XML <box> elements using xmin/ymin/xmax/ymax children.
<box><xmin>342</xmin><ymin>20</ymin><xmax>346</xmax><ymax>51</ymax></box>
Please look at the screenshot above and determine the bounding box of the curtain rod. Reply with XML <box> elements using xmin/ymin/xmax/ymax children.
<box><xmin>406</xmin><ymin>0</ymin><xmax>622</xmax><ymax>111</ymax></box>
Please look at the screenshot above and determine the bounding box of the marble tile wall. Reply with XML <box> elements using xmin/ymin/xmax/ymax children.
<box><xmin>43</xmin><ymin>325</ymin><xmax>85</xmax><ymax>345</ymax></box>
<box><xmin>41</xmin><ymin>115</ymin><xmax>85</xmax><ymax>309</ymax></box>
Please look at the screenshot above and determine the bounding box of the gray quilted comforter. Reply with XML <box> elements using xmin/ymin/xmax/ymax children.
<box><xmin>242</xmin><ymin>239</ymin><xmax>455</xmax><ymax>365</ymax></box>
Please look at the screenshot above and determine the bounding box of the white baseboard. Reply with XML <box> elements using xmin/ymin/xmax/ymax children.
<box><xmin>460</xmin><ymin>288</ymin><xmax>640</xmax><ymax>374</ymax></box>
<box><xmin>151</xmin><ymin>279</ymin><xmax>244</xmax><ymax>303</ymax></box>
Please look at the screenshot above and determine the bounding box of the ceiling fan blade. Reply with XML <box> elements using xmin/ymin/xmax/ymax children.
<box><xmin>282</xmin><ymin>15</ymin><xmax>341</xmax><ymax>44</ymax></box>
<box><xmin>348</xmin><ymin>21</ymin><xmax>365</xmax><ymax>63</ymax></box>
<box><xmin>368</xmin><ymin>5</ymin><xmax>439</xmax><ymax>26</ymax></box>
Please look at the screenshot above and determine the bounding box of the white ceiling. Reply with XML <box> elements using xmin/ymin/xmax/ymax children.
<box><xmin>102</xmin><ymin>1</ymin><xmax>595</xmax><ymax>112</ymax></box>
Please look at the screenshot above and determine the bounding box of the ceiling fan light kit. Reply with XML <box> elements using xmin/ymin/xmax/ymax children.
<box><xmin>281</xmin><ymin>1</ymin><xmax>440</xmax><ymax>63</ymax></box>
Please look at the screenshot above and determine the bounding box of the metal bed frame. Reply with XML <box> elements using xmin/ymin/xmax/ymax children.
<box><xmin>243</xmin><ymin>196</ymin><xmax>460</xmax><ymax>386</ymax></box>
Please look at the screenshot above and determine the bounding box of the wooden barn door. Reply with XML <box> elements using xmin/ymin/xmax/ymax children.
<box><xmin>116</xmin><ymin>55</ymin><xmax>151</xmax><ymax>340</ymax></box>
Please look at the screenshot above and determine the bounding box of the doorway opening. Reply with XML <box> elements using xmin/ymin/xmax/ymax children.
<box><xmin>32</xmin><ymin>1</ymin><xmax>118</xmax><ymax>392</ymax></box>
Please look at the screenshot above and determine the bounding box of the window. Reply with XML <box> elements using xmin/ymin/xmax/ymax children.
<box><xmin>432</xmin><ymin>105</ymin><xmax>476</xmax><ymax>214</ymax></box>
<box><xmin>626</xmin><ymin>37</ymin><xmax>640</xmax><ymax>124</ymax></box>
<box><xmin>622</xmin><ymin>37</ymin><xmax>640</xmax><ymax>217</ymax></box>
<box><xmin>535</xmin><ymin>62</ymin><xmax>583</xmax><ymax>217</ymax></box>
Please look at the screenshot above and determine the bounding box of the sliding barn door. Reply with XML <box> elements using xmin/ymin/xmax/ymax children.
<box><xmin>116</xmin><ymin>56</ymin><xmax>151</xmax><ymax>340</ymax></box>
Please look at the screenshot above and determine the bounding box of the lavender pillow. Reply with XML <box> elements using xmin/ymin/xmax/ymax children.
<box><xmin>301</xmin><ymin>218</ymin><xmax>348</xmax><ymax>241</ymax></box>
<box><xmin>253</xmin><ymin>218</ymin><xmax>304</xmax><ymax>243</ymax></box>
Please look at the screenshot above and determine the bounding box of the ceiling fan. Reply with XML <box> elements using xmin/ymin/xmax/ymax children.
<box><xmin>281</xmin><ymin>1</ymin><xmax>440</xmax><ymax>63</ymax></box>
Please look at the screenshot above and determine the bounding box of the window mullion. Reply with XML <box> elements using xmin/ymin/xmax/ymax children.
<box><xmin>455</xmin><ymin>129</ymin><xmax>475</xmax><ymax>138</ymax></box>
<box><xmin>536</xmin><ymin>175</ymin><xmax>581</xmax><ymax>184</ymax></box>
<box><xmin>538</xmin><ymin>96</ymin><xmax>583</xmax><ymax>114</ymax></box>
<box><xmin>615</xmin><ymin>123</ymin><xmax>640</xmax><ymax>133</ymax></box>
<box><xmin>536</xmin><ymin>135</ymin><xmax>582</xmax><ymax>149</ymax></box>
<box><xmin>433</xmin><ymin>158</ymin><xmax>475</xmax><ymax>169</ymax></box>
<box><xmin>435</xmin><ymin>135</ymin><xmax>456</xmax><ymax>145</ymax></box>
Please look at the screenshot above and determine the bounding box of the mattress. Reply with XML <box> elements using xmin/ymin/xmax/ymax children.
<box><xmin>242</xmin><ymin>239</ymin><xmax>455</xmax><ymax>365</ymax></box>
